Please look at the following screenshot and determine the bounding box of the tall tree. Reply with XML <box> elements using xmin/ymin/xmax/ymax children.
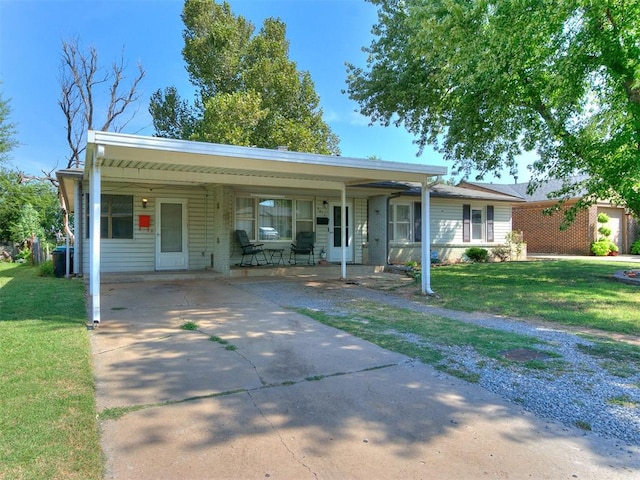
<box><xmin>55</xmin><ymin>38</ymin><xmax>145</xmax><ymax>242</ymax></box>
<box><xmin>346</xmin><ymin>0</ymin><xmax>640</xmax><ymax>222</ymax></box>
<box><xmin>59</xmin><ymin>38</ymin><xmax>146</xmax><ymax>169</ymax></box>
<box><xmin>150</xmin><ymin>0</ymin><xmax>339</xmax><ymax>155</ymax></box>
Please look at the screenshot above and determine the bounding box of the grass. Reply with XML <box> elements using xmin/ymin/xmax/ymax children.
<box><xmin>181</xmin><ymin>321</ymin><xmax>199</xmax><ymax>330</ymax></box>
<box><xmin>0</xmin><ymin>262</ymin><xmax>102</xmax><ymax>480</ymax></box>
<box><xmin>424</xmin><ymin>260</ymin><xmax>640</xmax><ymax>335</ymax></box>
<box><xmin>574</xmin><ymin>420</ymin><xmax>592</xmax><ymax>431</ymax></box>
<box><xmin>296</xmin><ymin>300</ymin><xmax>560</xmax><ymax>380</ymax></box>
<box><xmin>607</xmin><ymin>395</ymin><xmax>640</xmax><ymax>408</ymax></box>
<box><xmin>576</xmin><ymin>337</ymin><xmax>640</xmax><ymax>378</ymax></box>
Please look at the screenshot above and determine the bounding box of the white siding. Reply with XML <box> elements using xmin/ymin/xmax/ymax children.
<box><xmin>354</xmin><ymin>197</ymin><xmax>367</xmax><ymax>263</ymax></box>
<box><xmin>81</xmin><ymin>182</ymin><xmax>210</xmax><ymax>273</ymax></box>
<box><xmin>389</xmin><ymin>197</ymin><xmax>515</xmax><ymax>263</ymax></box>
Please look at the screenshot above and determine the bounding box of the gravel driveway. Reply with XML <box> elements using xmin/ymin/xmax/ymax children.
<box><xmin>232</xmin><ymin>274</ymin><xmax>640</xmax><ymax>448</ymax></box>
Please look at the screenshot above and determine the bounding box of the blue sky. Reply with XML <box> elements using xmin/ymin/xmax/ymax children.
<box><xmin>0</xmin><ymin>0</ymin><xmax>530</xmax><ymax>182</ymax></box>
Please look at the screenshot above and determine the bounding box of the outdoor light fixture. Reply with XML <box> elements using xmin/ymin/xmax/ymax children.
<box><xmin>322</xmin><ymin>200</ymin><xmax>328</xmax><ymax>207</ymax></box>
<box><xmin>142</xmin><ymin>198</ymin><xmax>148</xmax><ymax>209</ymax></box>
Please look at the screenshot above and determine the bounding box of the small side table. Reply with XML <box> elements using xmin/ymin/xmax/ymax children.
<box><xmin>267</xmin><ymin>248</ymin><xmax>285</xmax><ymax>265</ymax></box>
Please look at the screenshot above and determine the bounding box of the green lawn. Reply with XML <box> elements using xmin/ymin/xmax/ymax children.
<box><xmin>301</xmin><ymin>259</ymin><xmax>640</xmax><ymax>383</ymax></box>
<box><xmin>0</xmin><ymin>263</ymin><xmax>102</xmax><ymax>480</ymax></box>
<box><xmin>427</xmin><ymin>260</ymin><xmax>640</xmax><ymax>335</ymax></box>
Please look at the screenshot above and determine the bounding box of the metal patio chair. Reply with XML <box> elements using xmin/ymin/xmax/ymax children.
<box><xmin>289</xmin><ymin>231</ymin><xmax>315</xmax><ymax>265</ymax></box>
<box><xmin>235</xmin><ymin>230</ymin><xmax>268</xmax><ymax>266</ymax></box>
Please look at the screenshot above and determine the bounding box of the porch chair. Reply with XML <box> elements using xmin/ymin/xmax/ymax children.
<box><xmin>289</xmin><ymin>231</ymin><xmax>315</xmax><ymax>265</ymax></box>
<box><xmin>235</xmin><ymin>230</ymin><xmax>268</xmax><ymax>266</ymax></box>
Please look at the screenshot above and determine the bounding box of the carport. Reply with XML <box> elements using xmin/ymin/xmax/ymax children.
<box><xmin>57</xmin><ymin>131</ymin><xmax>447</xmax><ymax>324</ymax></box>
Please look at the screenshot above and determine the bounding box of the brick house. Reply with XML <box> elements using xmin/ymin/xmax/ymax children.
<box><xmin>460</xmin><ymin>179</ymin><xmax>638</xmax><ymax>255</ymax></box>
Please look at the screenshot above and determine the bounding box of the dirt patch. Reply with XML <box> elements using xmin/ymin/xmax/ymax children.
<box><xmin>501</xmin><ymin>348</ymin><xmax>551</xmax><ymax>361</ymax></box>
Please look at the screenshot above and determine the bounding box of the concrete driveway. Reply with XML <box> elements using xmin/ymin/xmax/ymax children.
<box><xmin>92</xmin><ymin>278</ymin><xmax>638</xmax><ymax>479</ymax></box>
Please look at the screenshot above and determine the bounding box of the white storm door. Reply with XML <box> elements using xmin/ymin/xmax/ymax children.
<box><xmin>156</xmin><ymin>199</ymin><xmax>188</xmax><ymax>270</ymax></box>
<box><xmin>328</xmin><ymin>202</ymin><xmax>353</xmax><ymax>262</ymax></box>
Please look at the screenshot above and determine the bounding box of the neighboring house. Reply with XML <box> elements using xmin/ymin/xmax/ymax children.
<box><xmin>460</xmin><ymin>179</ymin><xmax>638</xmax><ymax>255</ymax></box>
<box><xmin>56</xmin><ymin>131</ymin><xmax>447</xmax><ymax>322</ymax></box>
<box><xmin>375</xmin><ymin>183</ymin><xmax>526</xmax><ymax>264</ymax></box>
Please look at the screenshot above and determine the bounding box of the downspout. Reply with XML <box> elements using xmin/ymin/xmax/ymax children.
<box><xmin>386</xmin><ymin>192</ymin><xmax>402</xmax><ymax>265</ymax></box>
<box><xmin>89</xmin><ymin>145</ymin><xmax>104</xmax><ymax>325</ymax></box>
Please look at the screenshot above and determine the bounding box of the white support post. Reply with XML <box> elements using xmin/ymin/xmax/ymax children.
<box><xmin>341</xmin><ymin>184</ymin><xmax>347</xmax><ymax>280</ymax></box>
<box><xmin>421</xmin><ymin>179</ymin><xmax>434</xmax><ymax>295</ymax></box>
<box><xmin>89</xmin><ymin>146</ymin><xmax>103</xmax><ymax>324</ymax></box>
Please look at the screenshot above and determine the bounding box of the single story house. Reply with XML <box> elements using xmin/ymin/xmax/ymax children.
<box><xmin>57</xmin><ymin>131</ymin><xmax>447</xmax><ymax>323</ymax></box>
<box><xmin>460</xmin><ymin>179</ymin><xmax>638</xmax><ymax>255</ymax></box>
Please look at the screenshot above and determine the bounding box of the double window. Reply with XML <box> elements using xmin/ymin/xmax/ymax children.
<box><xmin>235</xmin><ymin>196</ymin><xmax>313</xmax><ymax>241</ymax></box>
<box><xmin>86</xmin><ymin>194</ymin><xmax>134</xmax><ymax>239</ymax></box>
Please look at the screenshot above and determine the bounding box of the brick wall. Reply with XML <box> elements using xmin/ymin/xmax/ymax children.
<box><xmin>512</xmin><ymin>203</ymin><xmax>595</xmax><ymax>255</ymax></box>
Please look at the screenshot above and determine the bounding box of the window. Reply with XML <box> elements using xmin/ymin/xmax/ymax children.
<box><xmin>258</xmin><ymin>198</ymin><xmax>292</xmax><ymax>240</ymax></box>
<box><xmin>295</xmin><ymin>200</ymin><xmax>313</xmax><ymax>234</ymax></box>
<box><xmin>471</xmin><ymin>208</ymin><xmax>483</xmax><ymax>240</ymax></box>
<box><xmin>235</xmin><ymin>196</ymin><xmax>313</xmax><ymax>241</ymax></box>
<box><xmin>235</xmin><ymin>197</ymin><xmax>255</xmax><ymax>239</ymax></box>
<box><xmin>463</xmin><ymin>204</ymin><xmax>494</xmax><ymax>243</ymax></box>
<box><xmin>87</xmin><ymin>194</ymin><xmax>133</xmax><ymax>239</ymax></box>
<box><xmin>389</xmin><ymin>202</ymin><xmax>423</xmax><ymax>242</ymax></box>
<box><xmin>389</xmin><ymin>204</ymin><xmax>411</xmax><ymax>242</ymax></box>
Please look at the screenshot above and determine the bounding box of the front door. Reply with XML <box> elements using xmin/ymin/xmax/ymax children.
<box><xmin>155</xmin><ymin>199</ymin><xmax>188</xmax><ymax>270</ymax></box>
<box><xmin>328</xmin><ymin>202</ymin><xmax>353</xmax><ymax>262</ymax></box>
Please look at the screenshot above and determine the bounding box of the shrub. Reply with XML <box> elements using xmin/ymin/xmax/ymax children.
<box><xmin>17</xmin><ymin>248</ymin><xmax>32</xmax><ymax>263</ymax></box>
<box><xmin>505</xmin><ymin>230</ymin><xmax>524</xmax><ymax>260</ymax></box>
<box><xmin>590</xmin><ymin>240</ymin><xmax>611</xmax><ymax>256</ymax></box>
<box><xmin>609</xmin><ymin>242</ymin><xmax>619</xmax><ymax>253</ymax></box>
<box><xmin>598</xmin><ymin>226</ymin><xmax>612</xmax><ymax>238</ymax></box>
<box><xmin>465</xmin><ymin>247</ymin><xmax>489</xmax><ymax>262</ymax></box>
<box><xmin>631</xmin><ymin>239</ymin><xmax>640</xmax><ymax>255</ymax></box>
<box><xmin>38</xmin><ymin>260</ymin><xmax>54</xmax><ymax>277</ymax></box>
<box><xmin>597</xmin><ymin>212</ymin><xmax>610</xmax><ymax>223</ymax></box>
<box><xmin>491</xmin><ymin>245</ymin><xmax>511</xmax><ymax>262</ymax></box>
